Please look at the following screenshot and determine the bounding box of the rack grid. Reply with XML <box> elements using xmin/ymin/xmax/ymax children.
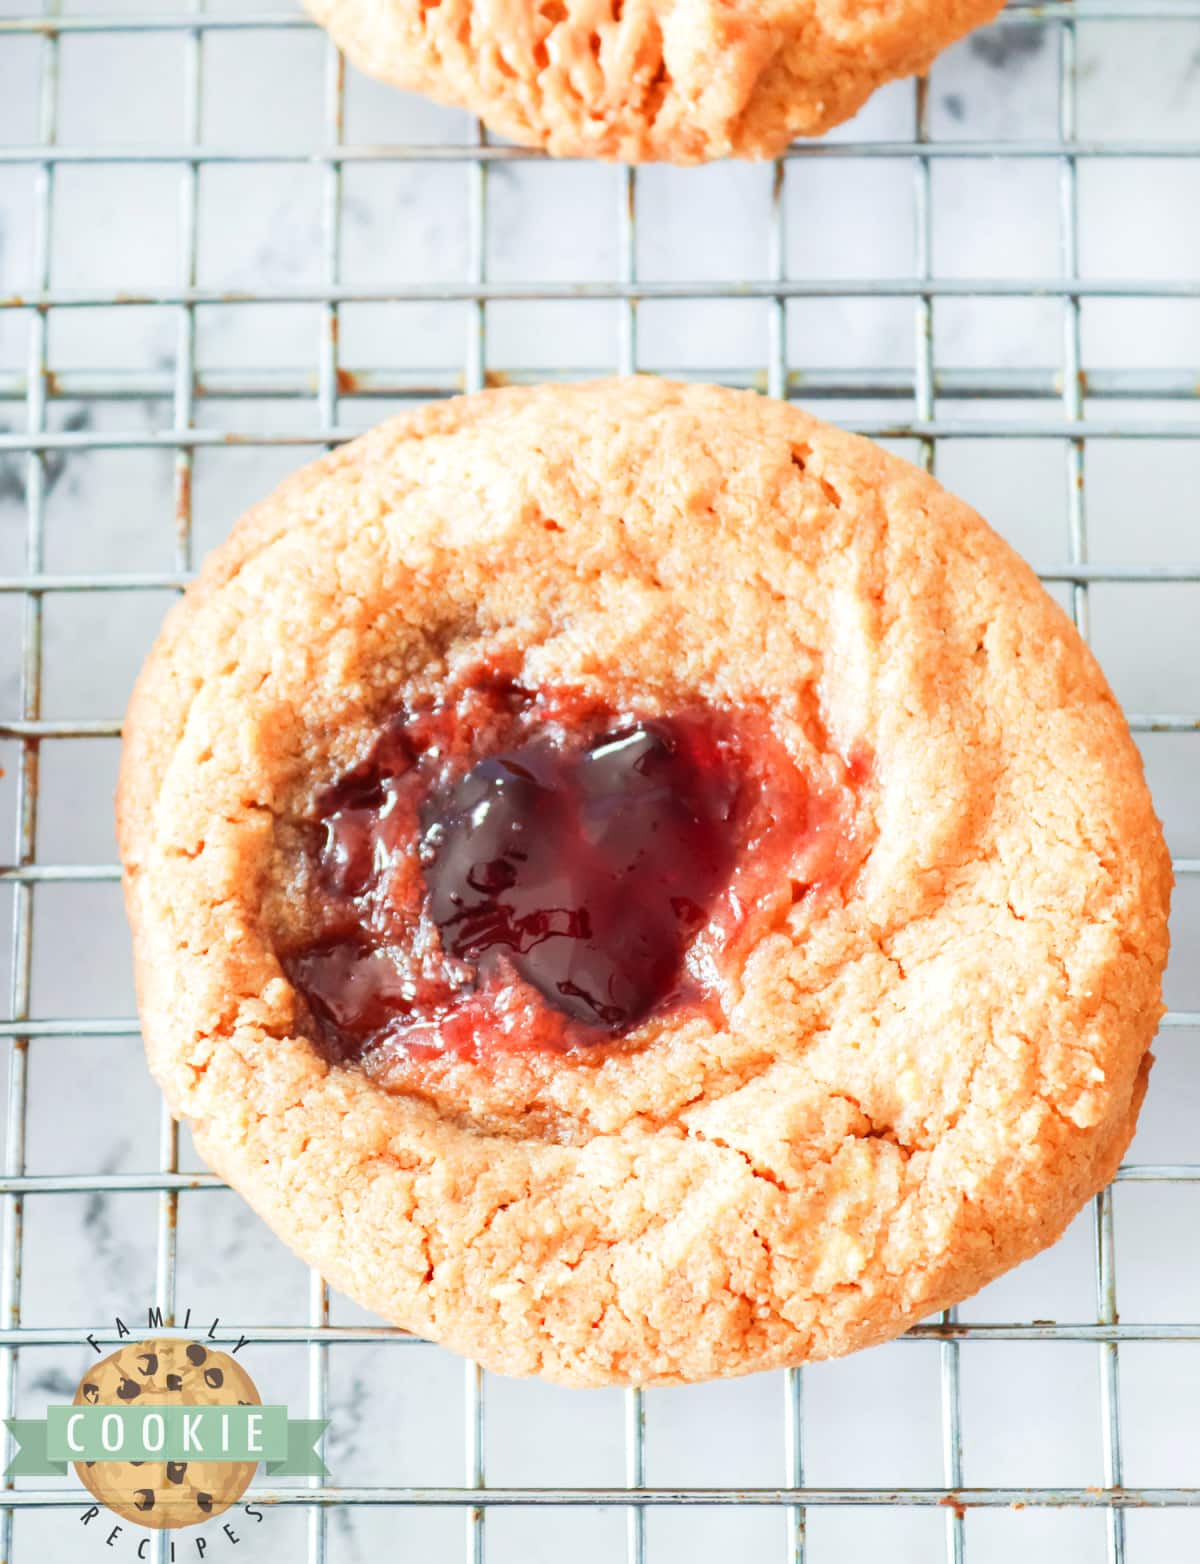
<box><xmin>0</xmin><ymin>1</ymin><xmax>1198</xmax><ymax>1561</ymax></box>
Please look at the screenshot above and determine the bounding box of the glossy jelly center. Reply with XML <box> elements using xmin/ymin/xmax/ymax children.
<box><xmin>424</xmin><ymin>719</ymin><xmax>738</xmax><ymax>1027</ymax></box>
<box><xmin>281</xmin><ymin>675</ymin><xmax>842</xmax><ymax>1062</ymax></box>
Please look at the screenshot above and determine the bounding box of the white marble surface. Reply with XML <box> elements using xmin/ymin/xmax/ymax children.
<box><xmin>0</xmin><ymin>2</ymin><xmax>1198</xmax><ymax>1561</ymax></box>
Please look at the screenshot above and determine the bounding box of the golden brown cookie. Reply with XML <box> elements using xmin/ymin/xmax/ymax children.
<box><xmin>117</xmin><ymin>380</ymin><xmax>1171</xmax><ymax>1387</ymax></box>
<box><xmin>303</xmin><ymin>0</ymin><xmax>1006</xmax><ymax>163</ymax></box>
<box><xmin>74</xmin><ymin>1339</ymin><xmax>259</xmax><ymax>1528</ymax></box>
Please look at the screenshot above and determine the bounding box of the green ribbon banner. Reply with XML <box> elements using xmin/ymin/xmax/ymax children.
<box><xmin>4</xmin><ymin>1406</ymin><xmax>328</xmax><ymax>1478</ymax></box>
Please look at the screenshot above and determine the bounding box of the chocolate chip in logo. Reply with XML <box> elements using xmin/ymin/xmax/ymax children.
<box><xmin>185</xmin><ymin>1344</ymin><xmax>207</xmax><ymax>1366</ymax></box>
<box><xmin>116</xmin><ymin>1377</ymin><xmax>140</xmax><ymax>1401</ymax></box>
<box><xmin>81</xmin><ymin>1382</ymin><xmax>99</xmax><ymax>1404</ymax></box>
<box><xmin>166</xmin><ymin>1373</ymin><xmax>184</xmax><ymax>1391</ymax></box>
<box><xmin>129</xmin><ymin>1460</ymin><xmax>144</xmax><ymax>1468</ymax></box>
<box><xmin>136</xmin><ymin>1352</ymin><xmax>158</xmax><ymax>1377</ymax></box>
<box><xmin>133</xmin><ymin>1490</ymin><xmax>155</xmax><ymax>1512</ymax></box>
<box><xmin>197</xmin><ymin>1493</ymin><xmax>213</xmax><ymax>1514</ymax></box>
<box><xmin>165</xmin><ymin>1462</ymin><xmax>187</xmax><ymax>1485</ymax></box>
<box><xmin>203</xmin><ymin>1367</ymin><xmax>224</xmax><ymax>1390</ymax></box>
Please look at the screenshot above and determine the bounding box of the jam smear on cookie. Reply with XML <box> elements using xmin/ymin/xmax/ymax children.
<box><xmin>425</xmin><ymin>716</ymin><xmax>737</xmax><ymax>1028</ymax></box>
<box><xmin>283</xmin><ymin>671</ymin><xmax>863</xmax><ymax>1062</ymax></box>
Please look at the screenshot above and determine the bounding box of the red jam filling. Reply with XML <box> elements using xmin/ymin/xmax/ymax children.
<box><xmin>282</xmin><ymin>673</ymin><xmax>857</xmax><ymax>1062</ymax></box>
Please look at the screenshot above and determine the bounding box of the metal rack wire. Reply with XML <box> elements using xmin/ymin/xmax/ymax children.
<box><xmin>0</xmin><ymin>2</ymin><xmax>1198</xmax><ymax>1561</ymax></box>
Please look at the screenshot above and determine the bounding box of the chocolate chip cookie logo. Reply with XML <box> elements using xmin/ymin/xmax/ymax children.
<box><xmin>72</xmin><ymin>1338</ymin><xmax>260</xmax><ymax>1529</ymax></box>
<box><xmin>5</xmin><ymin>1335</ymin><xmax>328</xmax><ymax>1534</ymax></box>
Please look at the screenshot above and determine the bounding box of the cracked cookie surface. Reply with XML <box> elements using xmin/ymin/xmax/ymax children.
<box><xmin>117</xmin><ymin>379</ymin><xmax>1171</xmax><ymax>1386</ymax></box>
<box><xmin>302</xmin><ymin>0</ymin><xmax>1005</xmax><ymax>163</ymax></box>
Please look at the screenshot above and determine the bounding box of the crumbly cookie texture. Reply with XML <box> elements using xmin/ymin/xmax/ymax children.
<box><xmin>303</xmin><ymin>0</ymin><xmax>1005</xmax><ymax>162</ymax></box>
<box><xmin>118</xmin><ymin>379</ymin><xmax>1171</xmax><ymax>1387</ymax></box>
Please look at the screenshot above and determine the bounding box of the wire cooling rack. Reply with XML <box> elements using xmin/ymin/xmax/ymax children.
<box><xmin>0</xmin><ymin>2</ymin><xmax>1198</xmax><ymax>1562</ymax></box>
